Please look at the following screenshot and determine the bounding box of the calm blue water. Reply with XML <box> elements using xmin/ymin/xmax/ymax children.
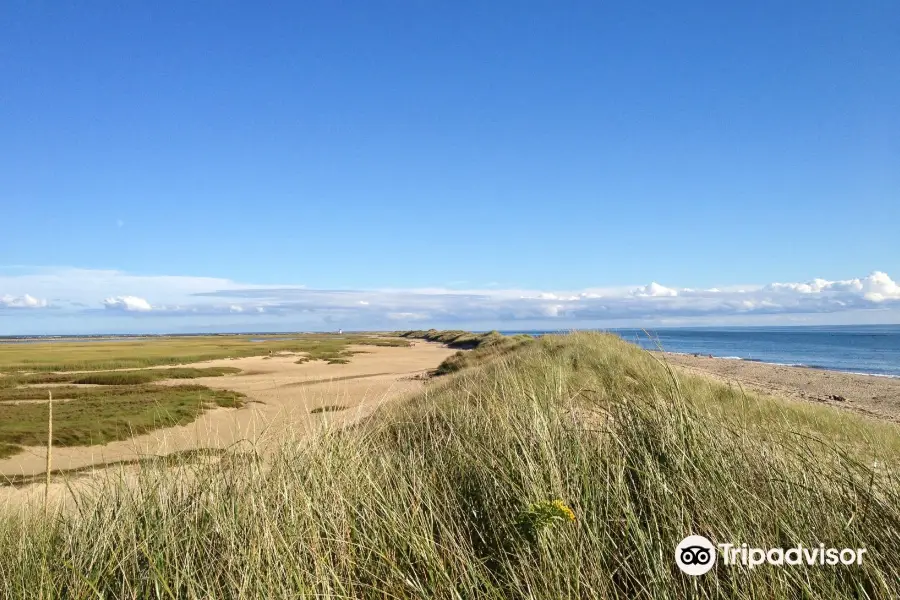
<box><xmin>500</xmin><ymin>325</ymin><xmax>900</xmax><ymax>378</ymax></box>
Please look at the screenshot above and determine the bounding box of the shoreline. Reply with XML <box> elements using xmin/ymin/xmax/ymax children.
<box><xmin>664</xmin><ymin>351</ymin><xmax>900</xmax><ymax>424</ymax></box>
<box><xmin>655</xmin><ymin>350</ymin><xmax>900</xmax><ymax>379</ymax></box>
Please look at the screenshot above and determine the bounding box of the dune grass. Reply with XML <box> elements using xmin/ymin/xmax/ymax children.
<box><xmin>397</xmin><ymin>328</ymin><xmax>535</xmax><ymax>374</ymax></box>
<box><xmin>398</xmin><ymin>328</ymin><xmax>519</xmax><ymax>349</ymax></box>
<box><xmin>1</xmin><ymin>332</ymin><xmax>898</xmax><ymax>597</ymax></box>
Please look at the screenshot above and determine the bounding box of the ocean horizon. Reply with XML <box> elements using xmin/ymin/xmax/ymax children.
<box><xmin>2</xmin><ymin>325</ymin><xmax>899</xmax><ymax>378</ymax></box>
<box><xmin>500</xmin><ymin>325</ymin><xmax>900</xmax><ymax>378</ymax></box>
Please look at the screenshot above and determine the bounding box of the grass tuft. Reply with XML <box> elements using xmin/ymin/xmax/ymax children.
<box><xmin>311</xmin><ymin>405</ymin><xmax>349</xmax><ymax>414</ymax></box>
<box><xmin>14</xmin><ymin>366</ymin><xmax>241</xmax><ymax>386</ymax></box>
<box><xmin>398</xmin><ymin>329</ymin><xmax>536</xmax><ymax>375</ymax></box>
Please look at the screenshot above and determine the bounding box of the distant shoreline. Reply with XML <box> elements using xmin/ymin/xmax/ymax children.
<box><xmin>0</xmin><ymin>333</ymin><xmax>304</xmax><ymax>341</ymax></box>
<box><xmin>665</xmin><ymin>352</ymin><xmax>900</xmax><ymax>424</ymax></box>
<box><xmin>656</xmin><ymin>349</ymin><xmax>900</xmax><ymax>379</ymax></box>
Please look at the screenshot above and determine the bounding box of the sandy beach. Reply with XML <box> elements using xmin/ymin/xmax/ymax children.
<box><xmin>0</xmin><ymin>341</ymin><xmax>455</xmax><ymax>481</ymax></box>
<box><xmin>666</xmin><ymin>353</ymin><xmax>900</xmax><ymax>423</ymax></box>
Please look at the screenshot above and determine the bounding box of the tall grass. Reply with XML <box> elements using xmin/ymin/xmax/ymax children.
<box><xmin>1</xmin><ymin>333</ymin><xmax>898</xmax><ymax>598</ymax></box>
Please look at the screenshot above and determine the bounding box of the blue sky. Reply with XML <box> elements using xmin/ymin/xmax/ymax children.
<box><xmin>2</xmin><ymin>2</ymin><xmax>898</xmax><ymax>334</ymax></box>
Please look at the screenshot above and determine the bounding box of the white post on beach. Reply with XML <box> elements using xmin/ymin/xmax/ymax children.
<box><xmin>45</xmin><ymin>390</ymin><xmax>53</xmax><ymax>515</ymax></box>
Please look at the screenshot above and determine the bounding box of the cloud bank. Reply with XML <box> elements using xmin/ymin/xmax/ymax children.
<box><xmin>2</xmin><ymin>267</ymin><xmax>900</xmax><ymax>333</ymax></box>
<box><xmin>103</xmin><ymin>296</ymin><xmax>153</xmax><ymax>312</ymax></box>
<box><xmin>0</xmin><ymin>294</ymin><xmax>48</xmax><ymax>309</ymax></box>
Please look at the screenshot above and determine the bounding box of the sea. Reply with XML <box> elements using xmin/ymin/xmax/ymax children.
<box><xmin>501</xmin><ymin>325</ymin><xmax>900</xmax><ymax>378</ymax></box>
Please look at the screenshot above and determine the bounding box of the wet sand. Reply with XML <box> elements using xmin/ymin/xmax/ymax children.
<box><xmin>666</xmin><ymin>353</ymin><xmax>900</xmax><ymax>423</ymax></box>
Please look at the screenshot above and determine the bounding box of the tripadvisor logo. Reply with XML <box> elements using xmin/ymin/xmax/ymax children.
<box><xmin>675</xmin><ymin>535</ymin><xmax>868</xmax><ymax>576</ymax></box>
<box><xmin>676</xmin><ymin>535</ymin><xmax>717</xmax><ymax>575</ymax></box>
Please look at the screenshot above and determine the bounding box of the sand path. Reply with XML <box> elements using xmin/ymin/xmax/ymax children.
<box><xmin>0</xmin><ymin>342</ymin><xmax>454</xmax><ymax>481</ymax></box>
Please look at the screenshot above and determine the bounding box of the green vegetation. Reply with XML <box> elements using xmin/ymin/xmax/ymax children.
<box><xmin>14</xmin><ymin>366</ymin><xmax>241</xmax><ymax>386</ymax></box>
<box><xmin>0</xmin><ymin>385</ymin><xmax>244</xmax><ymax>458</ymax></box>
<box><xmin>0</xmin><ymin>364</ymin><xmax>246</xmax><ymax>458</ymax></box>
<box><xmin>0</xmin><ymin>334</ymin><xmax>411</xmax><ymax>458</ymax></box>
<box><xmin>398</xmin><ymin>328</ymin><xmax>535</xmax><ymax>374</ymax></box>
<box><xmin>398</xmin><ymin>328</ymin><xmax>508</xmax><ymax>348</ymax></box>
<box><xmin>1</xmin><ymin>332</ymin><xmax>897</xmax><ymax>597</ymax></box>
<box><xmin>0</xmin><ymin>334</ymin><xmax>409</xmax><ymax>373</ymax></box>
<box><xmin>0</xmin><ymin>444</ymin><xmax>17</xmax><ymax>460</ymax></box>
<box><xmin>310</xmin><ymin>404</ymin><xmax>349</xmax><ymax>414</ymax></box>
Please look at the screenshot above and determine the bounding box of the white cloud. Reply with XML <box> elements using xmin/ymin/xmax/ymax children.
<box><xmin>632</xmin><ymin>282</ymin><xmax>679</xmax><ymax>297</ymax></box>
<box><xmin>0</xmin><ymin>267</ymin><xmax>290</xmax><ymax>307</ymax></box>
<box><xmin>185</xmin><ymin>272</ymin><xmax>900</xmax><ymax>323</ymax></box>
<box><xmin>103</xmin><ymin>296</ymin><xmax>153</xmax><ymax>312</ymax></box>
<box><xmin>860</xmin><ymin>271</ymin><xmax>900</xmax><ymax>302</ymax></box>
<box><xmin>3</xmin><ymin>267</ymin><xmax>900</xmax><ymax>331</ymax></box>
<box><xmin>0</xmin><ymin>294</ymin><xmax>48</xmax><ymax>309</ymax></box>
<box><xmin>766</xmin><ymin>272</ymin><xmax>900</xmax><ymax>301</ymax></box>
<box><xmin>542</xmin><ymin>304</ymin><xmax>565</xmax><ymax>317</ymax></box>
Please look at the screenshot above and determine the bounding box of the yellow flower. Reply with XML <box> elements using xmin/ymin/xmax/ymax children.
<box><xmin>516</xmin><ymin>499</ymin><xmax>576</xmax><ymax>543</ymax></box>
<box><xmin>551</xmin><ymin>499</ymin><xmax>576</xmax><ymax>522</ymax></box>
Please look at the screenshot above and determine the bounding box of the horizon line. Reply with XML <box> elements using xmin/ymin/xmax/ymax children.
<box><xmin>2</xmin><ymin>323</ymin><xmax>899</xmax><ymax>339</ymax></box>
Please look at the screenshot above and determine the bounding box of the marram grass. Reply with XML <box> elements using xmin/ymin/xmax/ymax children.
<box><xmin>1</xmin><ymin>332</ymin><xmax>898</xmax><ymax>598</ymax></box>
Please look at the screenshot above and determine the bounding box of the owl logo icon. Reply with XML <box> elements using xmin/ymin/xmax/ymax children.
<box><xmin>676</xmin><ymin>535</ymin><xmax>717</xmax><ymax>575</ymax></box>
